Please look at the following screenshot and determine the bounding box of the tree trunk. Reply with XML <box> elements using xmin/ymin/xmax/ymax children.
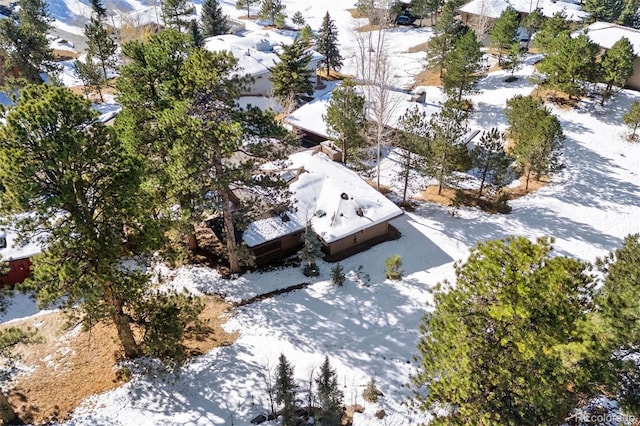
<box><xmin>402</xmin><ymin>155</ymin><xmax>410</xmax><ymax>204</ymax></box>
<box><xmin>104</xmin><ymin>282</ymin><xmax>140</xmax><ymax>359</ymax></box>
<box><xmin>221</xmin><ymin>188</ymin><xmax>241</xmax><ymax>274</ymax></box>
<box><xmin>187</xmin><ymin>230</ymin><xmax>198</xmax><ymax>251</ymax></box>
<box><xmin>0</xmin><ymin>392</ymin><xmax>19</xmax><ymax>425</ymax></box>
<box><xmin>478</xmin><ymin>164</ymin><xmax>489</xmax><ymax>198</ymax></box>
<box><xmin>525</xmin><ymin>168</ymin><xmax>532</xmax><ymax>191</ymax></box>
<box><xmin>341</xmin><ymin>139</ymin><xmax>347</xmax><ymax>164</ymax></box>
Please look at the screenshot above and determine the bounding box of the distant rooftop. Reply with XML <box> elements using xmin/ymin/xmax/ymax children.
<box><xmin>459</xmin><ymin>0</ymin><xmax>587</xmax><ymax>21</ymax></box>
<box><xmin>580</xmin><ymin>21</ymin><xmax>640</xmax><ymax>55</ymax></box>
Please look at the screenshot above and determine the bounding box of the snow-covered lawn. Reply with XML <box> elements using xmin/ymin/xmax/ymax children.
<box><xmin>1</xmin><ymin>0</ymin><xmax>640</xmax><ymax>425</ymax></box>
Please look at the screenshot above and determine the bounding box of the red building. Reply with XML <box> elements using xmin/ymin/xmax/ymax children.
<box><xmin>0</xmin><ymin>228</ymin><xmax>39</xmax><ymax>286</ymax></box>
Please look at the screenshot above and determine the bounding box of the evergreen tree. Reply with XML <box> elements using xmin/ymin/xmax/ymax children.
<box><xmin>84</xmin><ymin>14</ymin><xmax>117</xmax><ymax>82</ymax></box>
<box><xmin>300</xmin><ymin>224</ymin><xmax>322</xmax><ymax>277</ymax></box>
<box><xmin>490</xmin><ymin>6</ymin><xmax>519</xmax><ymax>66</ymax></box>
<box><xmin>537</xmin><ymin>33</ymin><xmax>599</xmax><ymax>99</ymax></box>
<box><xmin>584</xmin><ymin>0</ymin><xmax>625</xmax><ymax>21</ymax></box>
<box><xmin>90</xmin><ymin>0</ymin><xmax>107</xmax><ymax>16</ymax></box>
<box><xmin>599</xmin><ymin>37</ymin><xmax>635</xmax><ymax>105</ymax></box>
<box><xmin>316</xmin><ymin>12</ymin><xmax>343</xmax><ymax>77</ymax></box>
<box><xmin>502</xmin><ymin>42</ymin><xmax>523</xmax><ymax>77</ymax></box>
<box><xmin>623</xmin><ymin>100</ymin><xmax>640</xmax><ymax>140</ymax></box>
<box><xmin>505</xmin><ymin>95</ymin><xmax>564</xmax><ymax>190</ymax></box>
<box><xmin>425</xmin><ymin>102</ymin><xmax>470</xmax><ymax>195</ymax></box>
<box><xmin>442</xmin><ymin>29</ymin><xmax>483</xmax><ymax>103</ymax></box>
<box><xmin>315</xmin><ymin>356</ymin><xmax>343</xmax><ymax>426</ymax></box>
<box><xmin>189</xmin><ymin>19</ymin><xmax>204</xmax><ymax>47</ymax></box>
<box><xmin>396</xmin><ymin>106</ymin><xmax>430</xmax><ymax>204</ymax></box>
<box><xmin>532</xmin><ymin>12</ymin><xmax>570</xmax><ymax>53</ymax></box>
<box><xmin>411</xmin><ymin>236</ymin><xmax>598</xmax><ymax>424</ymax></box>
<box><xmin>597</xmin><ymin>234</ymin><xmax>640</xmax><ymax>415</ymax></box>
<box><xmin>292</xmin><ymin>10</ymin><xmax>305</xmax><ymax>30</ymax></box>
<box><xmin>161</xmin><ymin>0</ymin><xmax>195</xmax><ymax>32</ymax></box>
<box><xmin>618</xmin><ymin>0</ymin><xmax>640</xmax><ymax>28</ymax></box>
<box><xmin>73</xmin><ymin>54</ymin><xmax>105</xmax><ymax>101</ymax></box>
<box><xmin>258</xmin><ymin>0</ymin><xmax>285</xmax><ymax>25</ymax></box>
<box><xmin>521</xmin><ymin>7</ymin><xmax>544</xmax><ymax>49</ymax></box>
<box><xmin>0</xmin><ymin>0</ymin><xmax>56</xmax><ymax>84</ymax></box>
<box><xmin>324</xmin><ymin>78</ymin><xmax>367</xmax><ymax>165</ymax></box>
<box><xmin>117</xmin><ymin>30</ymin><xmax>293</xmax><ymax>274</ymax></box>
<box><xmin>236</xmin><ymin>0</ymin><xmax>260</xmax><ymax>18</ymax></box>
<box><xmin>299</xmin><ymin>24</ymin><xmax>315</xmax><ymax>47</ymax></box>
<box><xmin>0</xmin><ymin>85</ymin><xmax>203</xmax><ymax>361</ymax></box>
<box><xmin>425</xmin><ymin>0</ymin><xmax>465</xmax><ymax>78</ymax></box>
<box><xmin>269</xmin><ymin>38</ymin><xmax>314</xmax><ymax>109</ymax></box>
<box><xmin>275</xmin><ymin>353</ymin><xmax>298</xmax><ymax>425</ymax></box>
<box><xmin>470</xmin><ymin>128</ymin><xmax>511</xmax><ymax>198</ymax></box>
<box><xmin>201</xmin><ymin>0</ymin><xmax>230</xmax><ymax>37</ymax></box>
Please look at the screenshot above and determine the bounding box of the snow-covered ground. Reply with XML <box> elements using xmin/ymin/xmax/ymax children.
<box><xmin>1</xmin><ymin>0</ymin><xmax>640</xmax><ymax>425</ymax></box>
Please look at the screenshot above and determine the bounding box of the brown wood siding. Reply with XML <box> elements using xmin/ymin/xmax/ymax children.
<box><xmin>251</xmin><ymin>231</ymin><xmax>304</xmax><ymax>264</ymax></box>
<box><xmin>326</xmin><ymin>222</ymin><xmax>389</xmax><ymax>256</ymax></box>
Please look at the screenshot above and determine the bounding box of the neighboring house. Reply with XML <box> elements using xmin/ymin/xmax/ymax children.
<box><xmin>285</xmin><ymin>84</ymin><xmax>443</xmax><ymax>149</ymax></box>
<box><xmin>581</xmin><ymin>22</ymin><xmax>640</xmax><ymax>90</ymax></box>
<box><xmin>204</xmin><ymin>31</ymin><xmax>324</xmax><ymax>96</ymax></box>
<box><xmin>0</xmin><ymin>227</ymin><xmax>40</xmax><ymax>286</ymax></box>
<box><xmin>243</xmin><ymin>150</ymin><xmax>404</xmax><ymax>263</ymax></box>
<box><xmin>459</xmin><ymin>0</ymin><xmax>587</xmax><ymax>32</ymax></box>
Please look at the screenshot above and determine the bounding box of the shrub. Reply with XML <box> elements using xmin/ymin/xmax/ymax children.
<box><xmin>385</xmin><ymin>254</ymin><xmax>403</xmax><ymax>280</ymax></box>
<box><xmin>363</xmin><ymin>377</ymin><xmax>382</xmax><ymax>403</ymax></box>
<box><xmin>354</xmin><ymin>265</ymin><xmax>370</xmax><ymax>286</ymax></box>
<box><xmin>331</xmin><ymin>263</ymin><xmax>345</xmax><ymax>286</ymax></box>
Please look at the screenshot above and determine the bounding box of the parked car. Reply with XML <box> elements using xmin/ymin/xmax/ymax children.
<box><xmin>395</xmin><ymin>14</ymin><xmax>417</xmax><ymax>25</ymax></box>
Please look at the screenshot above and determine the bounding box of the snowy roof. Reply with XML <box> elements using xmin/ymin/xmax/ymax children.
<box><xmin>459</xmin><ymin>0</ymin><xmax>587</xmax><ymax>21</ymax></box>
<box><xmin>204</xmin><ymin>31</ymin><xmax>324</xmax><ymax>78</ymax></box>
<box><xmin>243</xmin><ymin>150</ymin><xmax>403</xmax><ymax>247</ymax></box>
<box><xmin>0</xmin><ymin>226</ymin><xmax>42</xmax><ymax>262</ymax></box>
<box><xmin>285</xmin><ymin>85</ymin><xmax>443</xmax><ymax>139</ymax></box>
<box><xmin>581</xmin><ymin>22</ymin><xmax>640</xmax><ymax>55</ymax></box>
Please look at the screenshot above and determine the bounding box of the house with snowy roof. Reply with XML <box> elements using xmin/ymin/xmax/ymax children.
<box><xmin>458</xmin><ymin>0</ymin><xmax>587</xmax><ymax>32</ymax></box>
<box><xmin>285</xmin><ymin>84</ymin><xmax>443</xmax><ymax>150</ymax></box>
<box><xmin>204</xmin><ymin>31</ymin><xmax>324</xmax><ymax>97</ymax></box>
<box><xmin>242</xmin><ymin>150</ymin><xmax>404</xmax><ymax>263</ymax></box>
<box><xmin>581</xmin><ymin>22</ymin><xmax>640</xmax><ymax>90</ymax></box>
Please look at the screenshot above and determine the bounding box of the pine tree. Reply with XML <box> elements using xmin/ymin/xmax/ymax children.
<box><xmin>84</xmin><ymin>14</ymin><xmax>117</xmax><ymax>81</ymax></box>
<box><xmin>505</xmin><ymin>95</ymin><xmax>564</xmax><ymax>189</ymax></box>
<box><xmin>300</xmin><ymin>224</ymin><xmax>322</xmax><ymax>276</ymax></box>
<box><xmin>89</xmin><ymin>0</ymin><xmax>107</xmax><ymax>16</ymax></box>
<box><xmin>396</xmin><ymin>106</ymin><xmax>430</xmax><ymax>204</ymax></box>
<box><xmin>201</xmin><ymin>0</ymin><xmax>230</xmax><ymax>37</ymax></box>
<box><xmin>470</xmin><ymin>128</ymin><xmax>511</xmax><ymax>198</ymax></box>
<box><xmin>269</xmin><ymin>38</ymin><xmax>314</xmax><ymax>109</ymax></box>
<box><xmin>502</xmin><ymin>42</ymin><xmax>523</xmax><ymax>78</ymax></box>
<box><xmin>258</xmin><ymin>0</ymin><xmax>285</xmax><ymax>25</ymax></box>
<box><xmin>116</xmin><ymin>30</ymin><xmax>293</xmax><ymax>274</ymax></box>
<box><xmin>599</xmin><ymin>37</ymin><xmax>635</xmax><ymax>105</ymax></box>
<box><xmin>521</xmin><ymin>7</ymin><xmax>544</xmax><ymax>49</ymax></box>
<box><xmin>0</xmin><ymin>85</ymin><xmax>203</xmax><ymax>361</ymax></box>
<box><xmin>275</xmin><ymin>353</ymin><xmax>298</xmax><ymax>425</ymax></box>
<box><xmin>597</xmin><ymin>234</ymin><xmax>640</xmax><ymax>415</ymax></box>
<box><xmin>443</xmin><ymin>30</ymin><xmax>483</xmax><ymax>103</ymax></box>
<box><xmin>425</xmin><ymin>102</ymin><xmax>470</xmax><ymax>195</ymax></box>
<box><xmin>292</xmin><ymin>10</ymin><xmax>305</xmax><ymax>30</ymax></box>
<box><xmin>623</xmin><ymin>100</ymin><xmax>640</xmax><ymax>140</ymax></box>
<box><xmin>0</xmin><ymin>0</ymin><xmax>56</xmax><ymax>84</ymax></box>
<box><xmin>324</xmin><ymin>78</ymin><xmax>367</xmax><ymax>165</ymax></box>
<box><xmin>161</xmin><ymin>0</ymin><xmax>195</xmax><ymax>32</ymax></box>
<box><xmin>189</xmin><ymin>19</ymin><xmax>204</xmax><ymax>47</ymax></box>
<box><xmin>584</xmin><ymin>0</ymin><xmax>625</xmax><ymax>21</ymax></box>
<box><xmin>299</xmin><ymin>24</ymin><xmax>315</xmax><ymax>47</ymax></box>
<box><xmin>412</xmin><ymin>237</ymin><xmax>599</xmax><ymax>424</ymax></box>
<box><xmin>236</xmin><ymin>0</ymin><xmax>261</xmax><ymax>18</ymax></box>
<box><xmin>532</xmin><ymin>12</ymin><xmax>570</xmax><ymax>53</ymax></box>
<box><xmin>537</xmin><ymin>33</ymin><xmax>599</xmax><ymax>99</ymax></box>
<box><xmin>490</xmin><ymin>6</ymin><xmax>519</xmax><ymax>66</ymax></box>
<box><xmin>316</xmin><ymin>11</ymin><xmax>343</xmax><ymax>77</ymax></box>
<box><xmin>74</xmin><ymin>55</ymin><xmax>104</xmax><ymax>101</ymax></box>
<box><xmin>315</xmin><ymin>356</ymin><xmax>343</xmax><ymax>425</ymax></box>
<box><xmin>425</xmin><ymin>0</ymin><xmax>465</xmax><ymax>78</ymax></box>
<box><xmin>618</xmin><ymin>0</ymin><xmax>640</xmax><ymax>28</ymax></box>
